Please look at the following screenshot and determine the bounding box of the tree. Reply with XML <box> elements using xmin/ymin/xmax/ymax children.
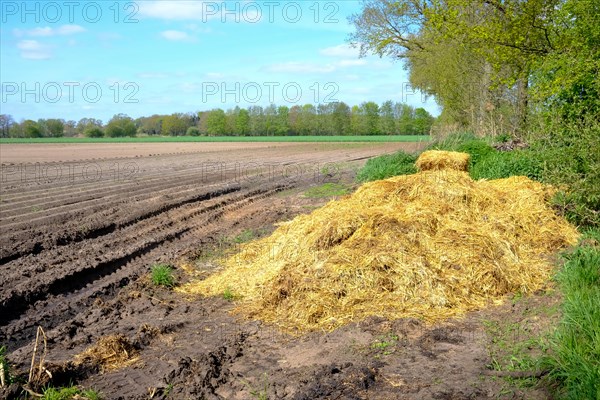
<box><xmin>332</xmin><ymin>102</ymin><xmax>351</xmax><ymax>135</ymax></box>
<box><xmin>275</xmin><ymin>106</ymin><xmax>290</xmax><ymax>136</ymax></box>
<box><xmin>205</xmin><ymin>109</ymin><xmax>226</xmax><ymax>136</ymax></box>
<box><xmin>395</xmin><ymin>103</ymin><xmax>415</xmax><ymax>134</ymax></box>
<box><xmin>0</xmin><ymin>114</ymin><xmax>14</xmax><ymax>138</ymax></box>
<box><xmin>162</xmin><ymin>114</ymin><xmax>189</xmax><ymax>136</ymax></box>
<box><xmin>361</xmin><ymin>101</ymin><xmax>380</xmax><ymax>135</ymax></box>
<box><xmin>248</xmin><ymin>106</ymin><xmax>265</xmax><ymax>136</ymax></box>
<box><xmin>64</xmin><ymin>120</ymin><xmax>77</xmax><ymax>137</ymax></box>
<box><xmin>236</xmin><ymin>108</ymin><xmax>250</xmax><ymax>135</ymax></box>
<box><xmin>137</xmin><ymin>115</ymin><xmax>163</xmax><ymax>135</ymax></box>
<box><xmin>348</xmin><ymin>0</ymin><xmax>564</xmax><ymax>136</ymax></box>
<box><xmin>105</xmin><ymin>114</ymin><xmax>136</xmax><ymax>137</ymax></box>
<box><xmin>379</xmin><ymin>100</ymin><xmax>396</xmax><ymax>134</ymax></box>
<box><xmin>45</xmin><ymin>119</ymin><xmax>65</xmax><ymax>137</ymax></box>
<box><xmin>77</xmin><ymin>118</ymin><xmax>103</xmax><ymax>135</ymax></box>
<box><xmin>23</xmin><ymin>120</ymin><xmax>42</xmax><ymax>138</ymax></box>
<box><xmin>413</xmin><ymin>108</ymin><xmax>434</xmax><ymax>135</ymax></box>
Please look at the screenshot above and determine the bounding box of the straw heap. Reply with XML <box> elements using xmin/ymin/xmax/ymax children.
<box><xmin>76</xmin><ymin>335</ymin><xmax>138</xmax><ymax>371</ymax></box>
<box><xmin>416</xmin><ymin>150</ymin><xmax>470</xmax><ymax>172</ymax></box>
<box><xmin>181</xmin><ymin>152</ymin><xmax>579</xmax><ymax>333</ymax></box>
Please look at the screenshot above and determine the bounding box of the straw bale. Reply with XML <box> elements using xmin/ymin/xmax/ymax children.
<box><xmin>416</xmin><ymin>150</ymin><xmax>470</xmax><ymax>172</ymax></box>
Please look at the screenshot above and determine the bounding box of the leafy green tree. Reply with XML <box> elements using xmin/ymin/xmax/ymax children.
<box><xmin>162</xmin><ymin>114</ymin><xmax>189</xmax><ymax>136</ymax></box>
<box><xmin>361</xmin><ymin>101</ymin><xmax>380</xmax><ymax>135</ymax></box>
<box><xmin>45</xmin><ymin>118</ymin><xmax>65</xmax><ymax>137</ymax></box>
<box><xmin>332</xmin><ymin>102</ymin><xmax>351</xmax><ymax>135</ymax></box>
<box><xmin>236</xmin><ymin>108</ymin><xmax>250</xmax><ymax>135</ymax></box>
<box><xmin>413</xmin><ymin>108</ymin><xmax>434</xmax><ymax>135</ymax></box>
<box><xmin>206</xmin><ymin>109</ymin><xmax>227</xmax><ymax>136</ymax></box>
<box><xmin>105</xmin><ymin>114</ymin><xmax>136</xmax><ymax>137</ymax></box>
<box><xmin>395</xmin><ymin>103</ymin><xmax>415</xmax><ymax>134</ymax></box>
<box><xmin>23</xmin><ymin>120</ymin><xmax>42</xmax><ymax>138</ymax></box>
<box><xmin>380</xmin><ymin>100</ymin><xmax>396</xmax><ymax>134</ymax></box>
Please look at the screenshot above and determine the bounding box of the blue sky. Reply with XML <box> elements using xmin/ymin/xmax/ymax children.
<box><xmin>1</xmin><ymin>0</ymin><xmax>439</xmax><ymax>123</ymax></box>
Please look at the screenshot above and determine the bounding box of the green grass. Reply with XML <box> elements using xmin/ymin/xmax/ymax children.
<box><xmin>150</xmin><ymin>263</ymin><xmax>176</xmax><ymax>288</ymax></box>
<box><xmin>304</xmin><ymin>183</ymin><xmax>351</xmax><ymax>198</ymax></box>
<box><xmin>41</xmin><ymin>386</ymin><xmax>101</xmax><ymax>400</ymax></box>
<box><xmin>356</xmin><ymin>151</ymin><xmax>417</xmax><ymax>182</ymax></box>
<box><xmin>0</xmin><ymin>135</ymin><xmax>430</xmax><ymax>144</ymax></box>
<box><xmin>543</xmin><ymin>230</ymin><xmax>600</xmax><ymax>400</ymax></box>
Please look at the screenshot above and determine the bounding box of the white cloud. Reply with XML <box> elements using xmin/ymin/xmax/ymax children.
<box><xmin>160</xmin><ymin>30</ymin><xmax>192</xmax><ymax>41</ymax></box>
<box><xmin>13</xmin><ymin>24</ymin><xmax>85</xmax><ymax>37</ymax></box>
<box><xmin>17</xmin><ymin>40</ymin><xmax>52</xmax><ymax>60</ymax></box>
<box><xmin>57</xmin><ymin>25</ymin><xmax>86</xmax><ymax>35</ymax></box>
<box><xmin>319</xmin><ymin>44</ymin><xmax>361</xmax><ymax>58</ymax></box>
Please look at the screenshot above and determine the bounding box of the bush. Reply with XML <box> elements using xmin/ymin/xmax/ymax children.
<box><xmin>186</xmin><ymin>126</ymin><xmax>200</xmax><ymax>136</ymax></box>
<box><xmin>84</xmin><ymin>126</ymin><xmax>104</xmax><ymax>138</ymax></box>
<box><xmin>532</xmin><ymin>119</ymin><xmax>600</xmax><ymax>228</ymax></box>
<box><xmin>356</xmin><ymin>151</ymin><xmax>417</xmax><ymax>182</ymax></box>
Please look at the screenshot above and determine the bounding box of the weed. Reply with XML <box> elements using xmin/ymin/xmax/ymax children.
<box><xmin>223</xmin><ymin>287</ymin><xmax>237</xmax><ymax>301</ymax></box>
<box><xmin>248</xmin><ymin>373</ymin><xmax>270</xmax><ymax>400</ymax></box>
<box><xmin>370</xmin><ymin>333</ymin><xmax>399</xmax><ymax>356</ymax></box>
<box><xmin>150</xmin><ymin>264</ymin><xmax>176</xmax><ymax>288</ymax></box>
<box><xmin>164</xmin><ymin>383</ymin><xmax>174</xmax><ymax>396</ymax></box>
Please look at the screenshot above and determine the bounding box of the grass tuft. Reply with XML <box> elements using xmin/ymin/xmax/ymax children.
<box><xmin>150</xmin><ymin>263</ymin><xmax>176</xmax><ymax>288</ymax></box>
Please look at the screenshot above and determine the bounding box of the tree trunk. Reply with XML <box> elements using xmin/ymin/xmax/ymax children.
<box><xmin>515</xmin><ymin>70</ymin><xmax>529</xmax><ymax>138</ymax></box>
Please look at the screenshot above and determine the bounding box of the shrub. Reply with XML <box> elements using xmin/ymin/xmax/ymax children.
<box><xmin>532</xmin><ymin>119</ymin><xmax>600</xmax><ymax>227</ymax></box>
<box><xmin>186</xmin><ymin>126</ymin><xmax>200</xmax><ymax>136</ymax></box>
<box><xmin>84</xmin><ymin>126</ymin><xmax>104</xmax><ymax>138</ymax></box>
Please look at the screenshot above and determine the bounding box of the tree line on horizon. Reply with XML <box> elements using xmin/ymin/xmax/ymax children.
<box><xmin>0</xmin><ymin>101</ymin><xmax>435</xmax><ymax>139</ymax></box>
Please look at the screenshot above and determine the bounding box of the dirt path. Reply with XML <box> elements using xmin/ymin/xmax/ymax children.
<box><xmin>0</xmin><ymin>142</ymin><xmax>550</xmax><ymax>399</ymax></box>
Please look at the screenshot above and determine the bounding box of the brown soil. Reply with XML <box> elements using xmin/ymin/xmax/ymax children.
<box><xmin>0</xmin><ymin>142</ymin><xmax>555</xmax><ymax>399</ymax></box>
